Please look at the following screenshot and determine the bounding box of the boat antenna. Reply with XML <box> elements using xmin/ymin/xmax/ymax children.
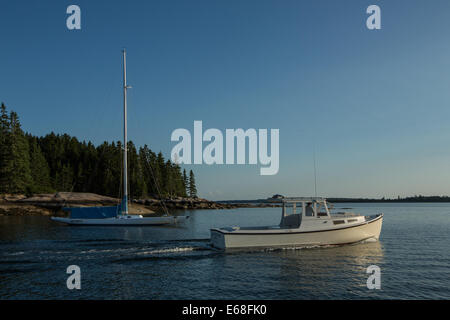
<box><xmin>313</xmin><ymin>146</ymin><xmax>318</xmax><ymax>198</ymax></box>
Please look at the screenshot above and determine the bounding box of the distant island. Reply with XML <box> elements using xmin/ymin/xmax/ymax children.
<box><xmin>219</xmin><ymin>194</ymin><xmax>450</xmax><ymax>204</ymax></box>
<box><xmin>327</xmin><ymin>196</ymin><xmax>450</xmax><ymax>203</ymax></box>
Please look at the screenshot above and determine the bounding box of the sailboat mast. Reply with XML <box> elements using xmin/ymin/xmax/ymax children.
<box><xmin>122</xmin><ymin>49</ymin><xmax>129</xmax><ymax>215</ymax></box>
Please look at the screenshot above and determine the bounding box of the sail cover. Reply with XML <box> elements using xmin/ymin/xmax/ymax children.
<box><xmin>63</xmin><ymin>206</ymin><xmax>120</xmax><ymax>219</ymax></box>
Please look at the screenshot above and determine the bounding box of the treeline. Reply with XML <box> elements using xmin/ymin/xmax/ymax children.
<box><xmin>0</xmin><ymin>103</ymin><xmax>197</xmax><ymax>198</ymax></box>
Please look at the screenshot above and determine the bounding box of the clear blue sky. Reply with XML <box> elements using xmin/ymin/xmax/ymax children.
<box><xmin>1</xmin><ymin>0</ymin><xmax>450</xmax><ymax>200</ymax></box>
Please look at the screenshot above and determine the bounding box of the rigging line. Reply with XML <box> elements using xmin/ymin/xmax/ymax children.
<box><xmin>62</xmin><ymin>181</ymin><xmax>76</xmax><ymax>208</ymax></box>
<box><xmin>118</xmin><ymin>143</ymin><xmax>124</xmax><ymax>215</ymax></box>
<box><xmin>126</xmin><ymin>143</ymin><xmax>131</xmax><ymax>209</ymax></box>
<box><xmin>147</xmin><ymin>154</ymin><xmax>170</xmax><ymax>216</ymax></box>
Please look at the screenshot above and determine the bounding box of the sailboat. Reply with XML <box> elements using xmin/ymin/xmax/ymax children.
<box><xmin>51</xmin><ymin>50</ymin><xmax>189</xmax><ymax>226</ymax></box>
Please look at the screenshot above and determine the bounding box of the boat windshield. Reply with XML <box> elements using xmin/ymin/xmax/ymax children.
<box><xmin>305</xmin><ymin>203</ymin><xmax>314</xmax><ymax>216</ymax></box>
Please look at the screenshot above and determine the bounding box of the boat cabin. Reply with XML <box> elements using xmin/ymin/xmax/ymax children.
<box><xmin>279</xmin><ymin>197</ymin><xmax>331</xmax><ymax>228</ymax></box>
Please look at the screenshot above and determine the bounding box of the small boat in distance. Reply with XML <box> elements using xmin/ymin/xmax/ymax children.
<box><xmin>51</xmin><ymin>50</ymin><xmax>189</xmax><ymax>226</ymax></box>
<box><xmin>210</xmin><ymin>197</ymin><xmax>382</xmax><ymax>250</ymax></box>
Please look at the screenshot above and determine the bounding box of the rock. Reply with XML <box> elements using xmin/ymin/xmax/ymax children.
<box><xmin>0</xmin><ymin>192</ymin><xmax>252</xmax><ymax>216</ymax></box>
<box><xmin>1</xmin><ymin>194</ymin><xmax>27</xmax><ymax>202</ymax></box>
<box><xmin>0</xmin><ymin>203</ymin><xmax>53</xmax><ymax>216</ymax></box>
<box><xmin>16</xmin><ymin>192</ymin><xmax>120</xmax><ymax>208</ymax></box>
<box><xmin>128</xmin><ymin>203</ymin><xmax>155</xmax><ymax>215</ymax></box>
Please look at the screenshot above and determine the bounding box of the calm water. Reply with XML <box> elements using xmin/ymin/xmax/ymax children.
<box><xmin>0</xmin><ymin>203</ymin><xmax>449</xmax><ymax>299</ymax></box>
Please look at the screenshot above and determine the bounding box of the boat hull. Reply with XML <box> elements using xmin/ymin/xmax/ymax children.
<box><xmin>210</xmin><ymin>214</ymin><xmax>383</xmax><ymax>250</ymax></box>
<box><xmin>51</xmin><ymin>215</ymin><xmax>189</xmax><ymax>226</ymax></box>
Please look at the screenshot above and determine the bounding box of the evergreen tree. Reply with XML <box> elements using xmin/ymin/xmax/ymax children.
<box><xmin>189</xmin><ymin>170</ymin><xmax>197</xmax><ymax>198</ymax></box>
<box><xmin>56</xmin><ymin>163</ymin><xmax>73</xmax><ymax>192</ymax></box>
<box><xmin>182</xmin><ymin>169</ymin><xmax>188</xmax><ymax>197</ymax></box>
<box><xmin>94</xmin><ymin>141</ymin><xmax>121</xmax><ymax>196</ymax></box>
<box><xmin>155</xmin><ymin>152</ymin><xmax>165</xmax><ymax>197</ymax></box>
<box><xmin>28</xmin><ymin>136</ymin><xmax>52</xmax><ymax>193</ymax></box>
<box><xmin>8</xmin><ymin>112</ymin><xmax>32</xmax><ymax>194</ymax></box>
<box><xmin>81</xmin><ymin>141</ymin><xmax>98</xmax><ymax>192</ymax></box>
<box><xmin>173</xmin><ymin>163</ymin><xmax>185</xmax><ymax>196</ymax></box>
<box><xmin>165</xmin><ymin>160</ymin><xmax>175</xmax><ymax>197</ymax></box>
<box><xmin>127</xmin><ymin>141</ymin><xmax>146</xmax><ymax>198</ymax></box>
<box><xmin>0</xmin><ymin>103</ymin><xmax>12</xmax><ymax>193</ymax></box>
<box><xmin>139</xmin><ymin>145</ymin><xmax>158</xmax><ymax>196</ymax></box>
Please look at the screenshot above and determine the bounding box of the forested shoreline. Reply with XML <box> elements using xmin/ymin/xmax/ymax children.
<box><xmin>0</xmin><ymin>103</ymin><xmax>197</xmax><ymax>199</ymax></box>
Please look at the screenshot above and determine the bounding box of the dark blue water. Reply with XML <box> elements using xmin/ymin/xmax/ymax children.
<box><xmin>0</xmin><ymin>203</ymin><xmax>449</xmax><ymax>299</ymax></box>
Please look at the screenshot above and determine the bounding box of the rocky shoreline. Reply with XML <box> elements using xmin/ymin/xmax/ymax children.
<box><xmin>0</xmin><ymin>192</ymin><xmax>280</xmax><ymax>216</ymax></box>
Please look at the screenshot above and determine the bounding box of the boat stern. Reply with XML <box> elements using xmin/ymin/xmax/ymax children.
<box><xmin>210</xmin><ymin>228</ymin><xmax>226</xmax><ymax>249</ymax></box>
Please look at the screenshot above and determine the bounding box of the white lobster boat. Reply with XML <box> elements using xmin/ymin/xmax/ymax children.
<box><xmin>210</xmin><ymin>197</ymin><xmax>383</xmax><ymax>250</ymax></box>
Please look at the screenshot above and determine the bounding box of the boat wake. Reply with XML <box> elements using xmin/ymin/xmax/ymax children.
<box><xmin>264</xmin><ymin>244</ymin><xmax>336</xmax><ymax>251</ymax></box>
<box><xmin>136</xmin><ymin>247</ymin><xmax>196</xmax><ymax>255</ymax></box>
<box><xmin>0</xmin><ymin>237</ymin><xmax>381</xmax><ymax>269</ymax></box>
<box><xmin>358</xmin><ymin>237</ymin><xmax>379</xmax><ymax>243</ymax></box>
<box><xmin>222</xmin><ymin>244</ymin><xmax>337</xmax><ymax>254</ymax></box>
<box><xmin>0</xmin><ymin>238</ymin><xmax>216</xmax><ymax>267</ymax></box>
